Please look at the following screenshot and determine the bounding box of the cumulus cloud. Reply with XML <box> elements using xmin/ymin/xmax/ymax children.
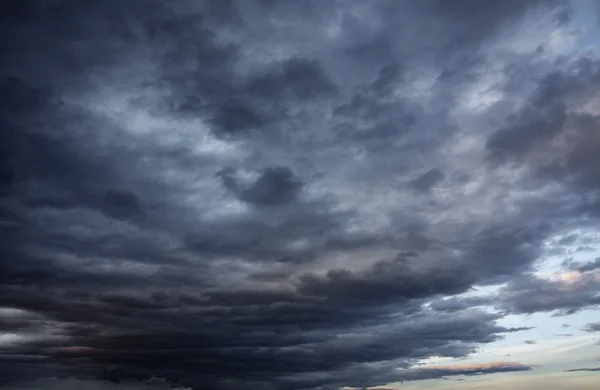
<box><xmin>1</xmin><ymin>0</ymin><xmax>598</xmax><ymax>389</ymax></box>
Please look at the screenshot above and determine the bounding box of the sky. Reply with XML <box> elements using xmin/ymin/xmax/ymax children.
<box><xmin>0</xmin><ymin>0</ymin><xmax>600</xmax><ymax>389</ymax></box>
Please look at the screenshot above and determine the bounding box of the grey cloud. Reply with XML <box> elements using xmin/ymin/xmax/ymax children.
<box><xmin>429</xmin><ymin>296</ymin><xmax>492</xmax><ymax>312</ymax></box>
<box><xmin>333</xmin><ymin>92</ymin><xmax>392</xmax><ymax>120</ymax></box>
<box><xmin>486</xmin><ymin>73</ymin><xmax>568</xmax><ymax>163</ymax></box>
<box><xmin>584</xmin><ymin>322</ymin><xmax>600</xmax><ymax>332</ymax></box>
<box><xmin>496</xmin><ymin>273</ymin><xmax>600</xmax><ymax>315</ymax></box>
<box><xmin>410</xmin><ymin>169</ymin><xmax>445</xmax><ymax>192</ymax></box>
<box><xmin>101</xmin><ymin>190</ymin><xmax>144</xmax><ymax>220</ymax></box>
<box><xmin>4</xmin><ymin>378</ymin><xmax>181</xmax><ymax>390</ymax></box>
<box><xmin>505</xmin><ymin>327</ymin><xmax>535</xmax><ymax>333</ymax></box>
<box><xmin>575</xmin><ymin>258</ymin><xmax>600</xmax><ymax>273</ymax></box>
<box><xmin>282</xmin><ymin>360</ymin><xmax>532</xmax><ymax>390</ymax></box>
<box><xmin>210</xmin><ymin>100</ymin><xmax>266</xmax><ymax>135</ymax></box>
<box><xmin>5</xmin><ymin>362</ymin><xmax>533</xmax><ymax>390</ymax></box>
<box><xmin>402</xmin><ymin>361</ymin><xmax>532</xmax><ymax>380</ymax></box>
<box><xmin>245</xmin><ymin>58</ymin><xmax>337</xmax><ymax>101</ymax></box>
<box><xmin>428</xmin><ymin>0</ymin><xmax>546</xmax><ymax>27</ymax></box>
<box><xmin>463</xmin><ymin>225</ymin><xmax>551</xmax><ymax>283</ymax></box>
<box><xmin>0</xmin><ymin>0</ymin><xmax>594</xmax><ymax>389</ymax></box>
<box><xmin>558</xmin><ymin>234</ymin><xmax>578</xmax><ymax>245</ymax></box>
<box><xmin>437</xmin><ymin>272</ymin><xmax>600</xmax><ymax>317</ymax></box>
<box><xmin>487</xmin><ymin>57</ymin><xmax>600</xmax><ymax>195</ymax></box>
<box><xmin>218</xmin><ymin>166</ymin><xmax>303</xmax><ymax>207</ymax></box>
<box><xmin>564</xmin><ymin>367</ymin><xmax>600</xmax><ymax>372</ymax></box>
<box><xmin>0</xmin><ymin>76</ymin><xmax>52</xmax><ymax>114</ymax></box>
<box><xmin>297</xmin><ymin>258</ymin><xmax>472</xmax><ymax>306</ymax></box>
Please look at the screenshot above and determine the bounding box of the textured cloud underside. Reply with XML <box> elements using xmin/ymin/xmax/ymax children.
<box><xmin>1</xmin><ymin>0</ymin><xmax>600</xmax><ymax>389</ymax></box>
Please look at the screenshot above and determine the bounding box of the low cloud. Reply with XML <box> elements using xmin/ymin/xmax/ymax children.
<box><xmin>3</xmin><ymin>378</ymin><xmax>187</xmax><ymax>390</ymax></box>
<box><xmin>564</xmin><ymin>367</ymin><xmax>600</xmax><ymax>372</ymax></box>
<box><xmin>583</xmin><ymin>322</ymin><xmax>600</xmax><ymax>332</ymax></box>
<box><xmin>0</xmin><ymin>0</ymin><xmax>597</xmax><ymax>389</ymax></box>
<box><xmin>413</xmin><ymin>361</ymin><xmax>532</xmax><ymax>377</ymax></box>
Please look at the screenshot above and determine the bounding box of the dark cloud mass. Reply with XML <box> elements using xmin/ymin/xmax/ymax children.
<box><xmin>1</xmin><ymin>0</ymin><xmax>599</xmax><ymax>389</ymax></box>
<box><xmin>584</xmin><ymin>322</ymin><xmax>600</xmax><ymax>332</ymax></box>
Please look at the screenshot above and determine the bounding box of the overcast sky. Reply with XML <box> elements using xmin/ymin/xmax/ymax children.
<box><xmin>1</xmin><ymin>1</ymin><xmax>600</xmax><ymax>389</ymax></box>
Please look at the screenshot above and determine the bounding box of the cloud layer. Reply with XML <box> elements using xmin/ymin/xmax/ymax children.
<box><xmin>1</xmin><ymin>0</ymin><xmax>599</xmax><ymax>389</ymax></box>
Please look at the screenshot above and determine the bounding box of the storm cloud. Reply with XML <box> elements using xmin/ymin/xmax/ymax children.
<box><xmin>1</xmin><ymin>0</ymin><xmax>599</xmax><ymax>389</ymax></box>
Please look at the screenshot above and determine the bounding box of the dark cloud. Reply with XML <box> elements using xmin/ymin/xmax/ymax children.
<box><xmin>245</xmin><ymin>58</ymin><xmax>337</xmax><ymax>101</ymax></box>
<box><xmin>496</xmin><ymin>272</ymin><xmax>600</xmax><ymax>315</ymax></box>
<box><xmin>7</xmin><ymin>362</ymin><xmax>532</xmax><ymax>390</ymax></box>
<box><xmin>3</xmin><ymin>378</ymin><xmax>180</xmax><ymax>390</ymax></box>
<box><xmin>101</xmin><ymin>190</ymin><xmax>144</xmax><ymax>220</ymax></box>
<box><xmin>564</xmin><ymin>367</ymin><xmax>600</xmax><ymax>372</ymax></box>
<box><xmin>0</xmin><ymin>76</ymin><xmax>52</xmax><ymax>114</ymax></box>
<box><xmin>218</xmin><ymin>166</ymin><xmax>303</xmax><ymax>207</ymax></box>
<box><xmin>429</xmin><ymin>296</ymin><xmax>492</xmax><ymax>313</ymax></box>
<box><xmin>574</xmin><ymin>258</ymin><xmax>600</xmax><ymax>273</ymax></box>
<box><xmin>1</xmin><ymin>0</ymin><xmax>597</xmax><ymax>389</ymax></box>
<box><xmin>292</xmin><ymin>361</ymin><xmax>532</xmax><ymax>389</ymax></box>
<box><xmin>463</xmin><ymin>225</ymin><xmax>551</xmax><ymax>283</ymax></box>
<box><xmin>371</xmin><ymin>63</ymin><xmax>403</xmax><ymax>93</ymax></box>
<box><xmin>428</xmin><ymin>0</ymin><xmax>544</xmax><ymax>27</ymax></box>
<box><xmin>405</xmin><ymin>361</ymin><xmax>532</xmax><ymax>380</ymax></box>
<box><xmin>431</xmin><ymin>271</ymin><xmax>600</xmax><ymax>317</ymax></box>
<box><xmin>210</xmin><ymin>100</ymin><xmax>266</xmax><ymax>135</ymax></box>
<box><xmin>486</xmin><ymin>72</ymin><xmax>568</xmax><ymax>163</ymax></box>
<box><xmin>487</xmin><ymin>57</ymin><xmax>600</xmax><ymax>196</ymax></box>
<box><xmin>584</xmin><ymin>322</ymin><xmax>600</xmax><ymax>332</ymax></box>
<box><xmin>410</xmin><ymin>168</ymin><xmax>445</xmax><ymax>192</ymax></box>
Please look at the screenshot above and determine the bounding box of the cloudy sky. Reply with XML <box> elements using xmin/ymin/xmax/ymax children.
<box><xmin>1</xmin><ymin>0</ymin><xmax>600</xmax><ymax>389</ymax></box>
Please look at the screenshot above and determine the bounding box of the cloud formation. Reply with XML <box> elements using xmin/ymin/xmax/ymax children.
<box><xmin>564</xmin><ymin>367</ymin><xmax>600</xmax><ymax>372</ymax></box>
<box><xmin>1</xmin><ymin>0</ymin><xmax>599</xmax><ymax>389</ymax></box>
<box><xmin>584</xmin><ymin>322</ymin><xmax>600</xmax><ymax>332</ymax></box>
